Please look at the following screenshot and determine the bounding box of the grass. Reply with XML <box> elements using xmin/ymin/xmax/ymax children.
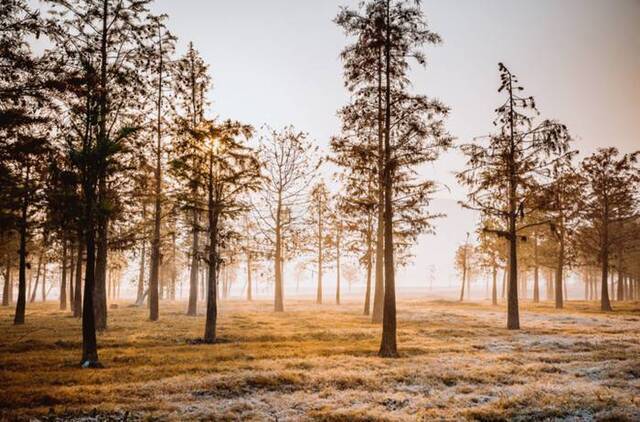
<box><xmin>1</xmin><ymin>298</ymin><xmax>639</xmax><ymax>421</ymax></box>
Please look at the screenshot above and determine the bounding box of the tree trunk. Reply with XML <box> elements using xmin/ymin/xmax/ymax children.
<box><xmin>555</xmin><ymin>234</ymin><xmax>564</xmax><ymax>309</ymax></box>
<box><xmin>81</xmin><ymin>222</ymin><xmax>99</xmax><ymax>365</ymax></box>
<box><xmin>14</xmin><ymin>179</ymin><xmax>29</xmax><ymax>325</ymax></box>
<box><xmin>3</xmin><ymin>254</ymin><xmax>11</xmax><ymax>306</ymax></box>
<box><xmin>74</xmin><ymin>241</ymin><xmax>83</xmax><ymax>318</ymax></box>
<box><xmin>336</xmin><ymin>222</ymin><xmax>341</xmax><ymax>305</ymax></box>
<box><xmin>600</xmin><ymin>221</ymin><xmax>613</xmax><ymax>311</ymax></box>
<box><xmin>274</xmin><ymin>197</ymin><xmax>284</xmax><ymax>312</ymax></box>
<box><xmin>29</xmin><ymin>249</ymin><xmax>43</xmax><ymax>303</ymax></box>
<box><xmin>533</xmin><ymin>235</ymin><xmax>539</xmax><ymax>303</ymax></box>
<box><xmin>459</xmin><ymin>264</ymin><xmax>466</xmax><ymax>302</ymax></box>
<box><xmin>363</xmin><ymin>213</ymin><xmax>373</xmax><ymax>315</ymax></box>
<box><xmin>148</xmin><ymin>22</ymin><xmax>164</xmax><ymax>322</ymax></box>
<box><xmin>246</xmin><ymin>252</ymin><xmax>252</xmax><ymax>301</ymax></box>
<box><xmin>316</xmin><ymin>200</ymin><xmax>323</xmax><ymax>305</ymax></box>
<box><xmin>94</xmin><ymin>216</ymin><xmax>108</xmax><ymax>330</ymax></box>
<box><xmin>506</xmin><ymin>70</ymin><xmax>519</xmax><ymax>330</ymax></box>
<box><xmin>616</xmin><ymin>251</ymin><xmax>624</xmax><ymax>301</ymax></box>
<box><xmin>204</xmin><ymin>154</ymin><xmax>218</xmax><ymax>342</ymax></box>
<box><xmin>379</xmin><ymin>1</ymin><xmax>398</xmax><ymax>358</ymax></box>
<box><xmin>135</xmin><ymin>201</ymin><xmax>147</xmax><ymax>306</ymax></box>
<box><xmin>69</xmin><ymin>241</ymin><xmax>75</xmax><ymax>312</ymax></box>
<box><xmin>60</xmin><ymin>239</ymin><xmax>68</xmax><ymax>310</ymax></box>
<box><xmin>372</xmin><ymin>45</ymin><xmax>385</xmax><ymax>326</ymax></box>
<box><xmin>41</xmin><ymin>262</ymin><xmax>47</xmax><ymax>302</ymax></box>
<box><xmin>491</xmin><ymin>265</ymin><xmax>498</xmax><ymax>306</ymax></box>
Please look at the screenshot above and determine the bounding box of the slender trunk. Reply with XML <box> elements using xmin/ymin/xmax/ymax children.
<box><xmin>491</xmin><ymin>265</ymin><xmax>498</xmax><ymax>306</ymax></box>
<box><xmin>601</xmin><ymin>214</ymin><xmax>612</xmax><ymax>311</ymax></box>
<box><xmin>69</xmin><ymin>241</ymin><xmax>75</xmax><ymax>312</ymax></box>
<box><xmin>3</xmin><ymin>254</ymin><xmax>11</xmax><ymax>306</ymax></box>
<box><xmin>372</xmin><ymin>45</ymin><xmax>385</xmax><ymax>325</ymax></box>
<box><xmin>148</xmin><ymin>22</ymin><xmax>164</xmax><ymax>322</ymax></box>
<box><xmin>274</xmin><ymin>196</ymin><xmax>284</xmax><ymax>312</ymax></box>
<box><xmin>246</xmin><ymin>252</ymin><xmax>252</xmax><ymax>301</ymax></box>
<box><xmin>459</xmin><ymin>264</ymin><xmax>466</xmax><ymax>302</ymax></box>
<box><xmin>316</xmin><ymin>199</ymin><xmax>323</xmax><ymax>305</ymax></box>
<box><xmin>506</xmin><ymin>70</ymin><xmax>519</xmax><ymax>330</ymax></box>
<box><xmin>616</xmin><ymin>250</ymin><xmax>624</xmax><ymax>301</ymax></box>
<box><xmin>533</xmin><ymin>235</ymin><xmax>539</xmax><ymax>303</ymax></box>
<box><xmin>74</xmin><ymin>241</ymin><xmax>83</xmax><ymax>318</ymax></box>
<box><xmin>555</xmin><ymin>233</ymin><xmax>564</xmax><ymax>309</ymax></box>
<box><xmin>204</xmin><ymin>153</ymin><xmax>218</xmax><ymax>343</ymax></box>
<box><xmin>170</xmin><ymin>230</ymin><xmax>176</xmax><ymax>300</ymax></box>
<box><xmin>379</xmin><ymin>0</ymin><xmax>398</xmax><ymax>358</ymax></box>
<box><xmin>30</xmin><ymin>249</ymin><xmax>43</xmax><ymax>303</ymax></box>
<box><xmin>136</xmin><ymin>204</ymin><xmax>147</xmax><ymax>305</ymax></box>
<box><xmin>14</xmin><ymin>167</ymin><xmax>29</xmax><ymax>325</ymax></box>
<box><xmin>60</xmin><ymin>239</ymin><xmax>68</xmax><ymax>310</ymax></box>
<box><xmin>82</xmin><ymin>221</ymin><xmax>98</xmax><ymax>364</ymax></box>
<box><xmin>41</xmin><ymin>262</ymin><xmax>47</xmax><ymax>302</ymax></box>
<box><xmin>363</xmin><ymin>212</ymin><xmax>373</xmax><ymax>315</ymax></box>
<box><xmin>336</xmin><ymin>222</ymin><xmax>341</xmax><ymax>305</ymax></box>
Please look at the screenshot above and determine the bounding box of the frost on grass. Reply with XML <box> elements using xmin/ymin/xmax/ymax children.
<box><xmin>0</xmin><ymin>300</ymin><xmax>639</xmax><ymax>421</ymax></box>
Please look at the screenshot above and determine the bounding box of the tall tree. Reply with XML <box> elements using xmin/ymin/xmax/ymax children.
<box><xmin>170</xmin><ymin>42</ymin><xmax>210</xmax><ymax>317</ymax></box>
<box><xmin>577</xmin><ymin>148</ymin><xmax>639</xmax><ymax>311</ymax></box>
<box><xmin>254</xmin><ymin>126</ymin><xmax>319</xmax><ymax>312</ymax></box>
<box><xmin>458</xmin><ymin>63</ymin><xmax>572</xmax><ymax>330</ymax></box>
<box><xmin>306</xmin><ymin>181</ymin><xmax>332</xmax><ymax>305</ymax></box>
<box><xmin>147</xmin><ymin>15</ymin><xmax>175</xmax><ymax>322</ymax></box>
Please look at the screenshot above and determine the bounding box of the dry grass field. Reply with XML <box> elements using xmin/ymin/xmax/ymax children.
<box><xmin>1</xmin><ymin>299</ymin><xmax>639</xmax><ymax>421</ymax></box>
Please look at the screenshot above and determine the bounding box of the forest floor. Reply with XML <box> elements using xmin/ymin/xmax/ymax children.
<box><xmin>1</xmin><ymin>299</ymin><xmax>639</xmax><ymax>421</ymax></box>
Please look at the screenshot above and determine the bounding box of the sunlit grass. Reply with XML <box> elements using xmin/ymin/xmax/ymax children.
<box><xmin>1</xmin><ymin>299</ymin><xmax>639</xmax><ymax>420</ymax></box>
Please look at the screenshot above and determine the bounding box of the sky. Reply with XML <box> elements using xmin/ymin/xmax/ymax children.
<box><xmin>140</xmin><ymin>0</ymin><xmax>639</xmax><ymax>295</ymax></box>
<box><xmin>31</xmin><ymin>0</ymin><xmax>640</xmax><ymax>297</ymax></box>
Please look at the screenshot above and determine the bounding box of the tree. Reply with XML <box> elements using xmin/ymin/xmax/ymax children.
<box><xmin>48</xmin><ymin>0</ymin><xmax>155</xmax><ymax>364</ymax></box>
<box><xmin>455</xmin><ymin>233</ymin><xmax>472</xmax><ymax>302</ymax></box>
<box><xmin>169</xmin><ymin>42</ymin><xmax>211</xmax><ymax>317</ymax></box>
<box><xmin>173</xmin><ymin>119</ymin><xmax>259</xmax><ymax>342</ymax></box>
<box><xmin>305</xmin><ymin>181</ymin><xmax>333</xmax><ymax>305</ymax></box>
<box><xmin>146</xmin><ymin>15</ymin><xmax>175</xmax><ymax>322</ymax></box>
<box><xmin>335</xmin><ymin>3</ymin><xmax>450</xmax><ymax>343</ymax></box>
<box><xmin>541</xmin><ymin>165</ymin><xmax>581</xmax><ymax>309</ymax></box>
<box><xmin>458</xmin><ymin>63</ymin><xmax>572</xmax><ymax>330</ymax></box>
<box><xmin>254</xmin><ymin>126</ymin><xmax>319</xmax><ymax>312</ymax></box>
<box><xmin>577</xmin><ymin>148</ymin><xmax>639</xmax><ymax>311</ymax></box>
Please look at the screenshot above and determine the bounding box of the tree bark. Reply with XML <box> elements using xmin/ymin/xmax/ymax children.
<box><xmin>74</xmin><ymin>241</ymin><xmax>83</xmax><ymax>318</ymax></box>
<box><xmin>14</xmin><ymin>168</ymin><xmax>29</xmax><ymax>325</ymax></box>
<box><xmin>533</xmin><ymin>235</ymin><xmax>539</xmax><ymax>303</ymax></box>
<box><xmin>246</xmin><ymin>251</ymin><xmax>252</xmax><ymax>301</ymax></box>
<box><xmin>379</xmin><ymin>0</ymin><xmax>398</xmax><ymax>358</ymax></box>
<box><xmin>274</xmin><ymin>197</ymin><xmax>284</xmax><ymax>312</ymax></box>
<box><xmin>316</xmin><ymin>198</ymin><xmax>323</xmax><ymax>305</ymax></box>
<box><xmin>555</xmin><ymin>232</ymin><xmax>564</xmax><ymax>309</ymax></box>
<box><xmin>363</xmin><ymin>213</ymin><xmax>373</xmax><ymax>315</ymax></box>
<box><xmin>336</xmin><ymin>221</ymin><xmax>341</xmax><ymax>305</ymax></box>
<box><xmin>506</xmin><ymin>70</ymin><xmax>519</xmax><ymax>330</ymax></box>
<box><xmin>491</xmin><ymin>265</ymin><xmax>498</xmax><ymax>306</ymax></box>
<box><xmin>29</xmin><ymin>248</ymin><xmax>43</xmax><ymax>303</ymax></box>
<box><xmin>148</xmin><ymin>21</ymin><xmax>164</xmax><ymax>322</ymax></box>
<box><xmin>2</xmin><ymin>254</ymin><xmax>11</xmax><ymax>306</ymax></box>
<box><xmin>60</xmin><ymin>239</ymin><xmax>68</xmax><ymax>310</ymax></box>
<box><xmin>372</xmin><ymin>45</ymin><xmax>385</xmax><ymax>325</ymax></box>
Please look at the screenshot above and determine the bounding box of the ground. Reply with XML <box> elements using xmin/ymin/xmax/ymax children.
<box><xmin>1</xmin><ymin>299</ymin><xmax>639</xmax><ymax>421</ymax></box>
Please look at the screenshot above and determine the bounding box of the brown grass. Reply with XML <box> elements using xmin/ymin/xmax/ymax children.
<box><xmin>1</xmin><ymin>299</ymin><xmax>639</xmax><ymax>421</ymax></box>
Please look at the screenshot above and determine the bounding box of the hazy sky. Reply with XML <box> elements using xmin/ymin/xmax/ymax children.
<box><xmin>32</xmin><ymin>0</ymin><xmax>640</xmax><ymax>294</ymax></box>
<box><xmin>142</xmin><ymin>0</ymin><xmax>638</xmax><ymax>292</ymax></box>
